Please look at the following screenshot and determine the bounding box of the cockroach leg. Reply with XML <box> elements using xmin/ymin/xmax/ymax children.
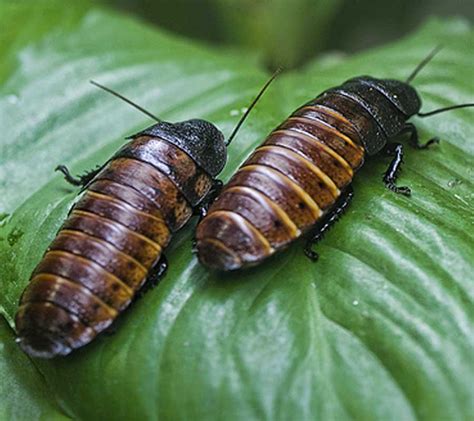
<box><xmin>55</xmin><ymin>164</ymin><xmax>102</xmax><ymax>187</ymax></box>
<box><xmin>191</xmin><ymin>179</ymin><xmax>223</xmax><ymax>253</ymax></box>
<box><xmin>402</xmin><ymin>122</ymin><xmax>439</xmax><ymax>149</ymax></box>
<box><xmin>103</xmin><ymin>324</ymin><xmax>118</xmax><ymax>336</ymax></box>
<box><xmin>194</xmin><ymin>179</ymin><xmax>223</xmax><ymax>220</ymax></box>
<box><xmin>304</xmin><ymin>185</ymin><xmax>354</xmax><ymax>261</ymax></box>
<box><xmin>135</xmin><ymin>256</ymin><xmax>168</xmax><ymax>300</ymax></box>
<box><xmin>146</xmin><ymin>255</ymin><xmax>168</xmax><ymax>289</ymax></box>
<box><xmin>382</xmin><ymin>143</ymin><xmax>411</xmax><ymax>196</ymax></box>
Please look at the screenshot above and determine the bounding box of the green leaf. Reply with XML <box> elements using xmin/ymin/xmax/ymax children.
<box><xmin>0</xmin><ymin>318</ymin><xmax>69</xmax><ymax>420</ymax></box>
<box><xmin>0</xmin><ymin>1</ymin><xmax>473</xmax><ymax>419</ymax></box>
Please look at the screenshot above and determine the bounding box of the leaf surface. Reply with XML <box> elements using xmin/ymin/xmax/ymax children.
<box><xmin>0</xmin><ymin>319</ymin><xmax>69</xmax><ymax>420</ymax></box>
<box><xmin>0</xmin><ymin>3</ymin><xmax>472</xmax><ymax>419</ymax></box>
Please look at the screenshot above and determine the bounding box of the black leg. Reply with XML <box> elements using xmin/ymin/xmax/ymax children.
<box><xmin>193</xmin><ymin>179</ymin><xmax>223</xmax><ymax>220</ymax></box>
<box><xmin>103</xmin><ymin>324</ymin><xmax>118</xmax><ymax>336</ymax></box>
<box><xmin>402</xmin><ymin>123</ymin><xmax>439</xmax><ymax>149</ymax></box>
<box><xmin>304</xmin><ymin>185</ymin><xmax>354</xmax><ymax>261</ymax></box>
<box><xmin>383</xmin><ymin>143</ymin><xmax>411</xmax><ymax>196</ymax></box>
<box><xmin>55</xmin><ymin>164</ymin><xmax>102</xmax><ymax>187</ymax></box>
<box><xmin>148</xmin><ymin>255</ymin><xmax>168</xmax><ymax>286</ymax></box>
<box><xmin>191</xmin><ymin>179</ymin><xmax>224</xmax><ymax>254</ymax></box>
<box><xmin>135</xmin><ymin>255</ymin><xmax>168</xmax><ymax>300</ymax></box>
<box><xmin>102</xmin><ymin>256</ymin><xmax>168</xmax><ymax>335</ymax></box>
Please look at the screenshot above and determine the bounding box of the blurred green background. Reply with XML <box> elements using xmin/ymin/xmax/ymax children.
<box><xmin>105</xmin><ymin>0</ymin><xmax>474</xmax><ymax>69</ymax></box>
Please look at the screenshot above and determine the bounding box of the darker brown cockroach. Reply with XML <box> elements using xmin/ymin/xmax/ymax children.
<box><xmin>15</xmin><ymin>76</ymin><xmax>277</xmax><ymax>358</ymax></box>
<box><xmin>196</xmin><ymin>47</ymin><xmax>474</xmax><ymax>271</ymax></box>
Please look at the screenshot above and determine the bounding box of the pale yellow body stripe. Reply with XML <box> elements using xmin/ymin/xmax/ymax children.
<box><xmin>17</xmin><ymin>302</ymin><xmax>94</xmax><ymax>341</ymax></box>
<box><xmin>238</xmin><ymin>164</ymin><xmax>322</xmax><ymax>219</ymax></box>
<box><xmin>44</xmin><ymin>250</ymin><xmax>138</xmax><ymax>293</ymax></box>
<box><xmin>271</xmin><ymin>129</ymin><xmax>353</xmax><ymax>176</ymax></box>
<box><xmin>298</xmin><ymin>104</ymin><xmax>359</xmax><ymax>133</ymax></box>
<box><xmin>209</xmin><ymin>210</ymin><xmax>274</xmax><ymax>253</ymax></box>
<box><xmin>58</xmin><ymin>229</ymin><xmax>149</xmax><ymax>273</ymax></box>
<box><xmin>30</xmin><ymin>273</ymin><xmax>118</xmax><ymax>317</ymax></box>
<box><xmin>86</xmin><ymin>191</ymin><xmax>169</xmax><ymax>228</ymax></box>
<box><xmin>256</xmin><ymin>145</ymin><xmax>341</xmax><ymax>198</ymax></box>
<box><xmin>71</xmin><ymin>210</ymin><xmax>162</xmax><ymax>253</ymax></box>
<box><xmin>33</xmin><ymin>269</ymin><xmax>133</xmax><ymax>299</ymax></box>
<box><xmin>225</xmin><ymin>185</ymin><xmax>301</xmax><ymax>238</ymax></box>
<box><xmin>198</xmin><ymin>237</ymin><xmax>242</xmax><ymax>263</ymax></box>
<box><xmin>287</xmin><ymin>116</ymin><xmax>364</xmax><ymax>152</ymax></box>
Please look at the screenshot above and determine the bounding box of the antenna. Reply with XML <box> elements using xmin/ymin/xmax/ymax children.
<box><xmin>226</xmin><ymin>68</ymin><xmax>282</xmax><ymax>146</ymax></box>
<box><xmin>418</xmin><ymin>103</ymin><xmax>474</xmax><ymax>117</ymax></box>
<box><xmin>90</xmin><ymin>80</ymin><xmax>162</xmax><ymax>122</ymax></box>
<box><xmin>406</xmin><ymin>45</ymin><xmax>443</xmax><ymax>84</ymax></box>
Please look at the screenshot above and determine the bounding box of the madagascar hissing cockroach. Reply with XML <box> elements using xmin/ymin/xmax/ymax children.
<box><xmin>196</xmin><ymin>47</ymin><xmax>474</xmax><ymax>271</ymax></box>
<box><xmin>15</xmin><ymin>74</ymin><xmax>278</xmax><ymax>358</ymax></box>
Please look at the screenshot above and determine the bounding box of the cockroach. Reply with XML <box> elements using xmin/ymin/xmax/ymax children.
<box><xmin>196</xmin><ymin>47</ymin><xmax>474</xmax><ymax>271</ymax></box>
<box><xmin>15</xmin><ymin>74</ymin><xmax>277</xmax><ymax>358</ymax></box>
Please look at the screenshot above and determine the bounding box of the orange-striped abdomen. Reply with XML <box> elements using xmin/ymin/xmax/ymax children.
<box><xmin>196</xmin><ymin>98</ymin><xmax>370</xmax><ymax>270</ymax></box>
<box><xmin>16</xmin><ymin>134</ymin><xmax>216</xmax><ymax>358</ymax></box>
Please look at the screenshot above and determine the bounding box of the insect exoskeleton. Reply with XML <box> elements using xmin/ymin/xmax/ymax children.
<box><xmin>195</xmin><ymin>47</ymin><xmax>474</xmax><ymax>271</ymax></box>
<box><xmin>15</xmin><ymin>116</ymin><xmax>226</xmax><ymax>358</ymax></box>
<box><xmin>15</xmin><ymin>73</ymin><xmax>277</xmax><ymax>358</ymax></box>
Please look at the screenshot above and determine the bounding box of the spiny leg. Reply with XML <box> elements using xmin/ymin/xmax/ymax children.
<box><xmin>194</xmin><ymin>179</ymin><xmax>223</xmax><ymax>220</ymax></box>
<box><xmin>103</xmin><ymin>257</ymin><xmax>168</xmax><ymax>335</ymax></box>
<box><xmin>55</xmin><ymin>165</ymin><xmax>103</xmax><ymax>187</ymax></box>
<box><xmin>192</xmin><ymin>179</ymin><xmax>223</xmax><ymax>253</ymax></box>
<box><xmin>135</xmin><ymin>255</ymin><xmax>168</xmax><ymax>300</ymax></box>
<box><xmin>304</xmin><ymin>185</ymin><xmax>354</xmax><ymax>261</ymax></box>
<box><xmin>147</xmin><ymin>255</ymin><xmax>168</xmax><ymax>287</ymax></box>
<box><xmin>383</xmin><ymin>143</ymin><xmax>411</xmax><ymax>196</ymax></box>
<box><xmin>402</xmin><ymin>123</ymin><xmax>439</xmax><ymax>149</ymax></box>
<box><xmin>383</xmin><ymin>124</ymin><xmax>438</xmax><ymax>195</ymax></box>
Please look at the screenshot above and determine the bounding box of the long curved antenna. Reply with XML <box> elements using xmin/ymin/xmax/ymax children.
<box><xmin>406</xmin><ymin>45</ymin><xmax>443</xmax><ymax>84</ymax></box>
<box><xmin>90</xmin><ymin>80</ymin><xmax>162</xmax><ymax>122</ymax></box>
<box><xmin>418</xmin><ymin>103</ymin><xmax>474</xmax><ymax>117</ymax></box>
<box><xmin>226</xmin><ymin>68</ymin><xmax>282</xmax><ymax>146</ymax></box>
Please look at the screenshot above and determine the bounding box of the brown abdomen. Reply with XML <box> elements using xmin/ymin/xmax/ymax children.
<box><xmin>196</xmin><ymin>102</ymin><xmax>367</xmax><ymax>270</ymax></box>
<box><xmin>15</xmin><ymin>136</ymin><xmax>213</xmax><ymax>358</ymax></box>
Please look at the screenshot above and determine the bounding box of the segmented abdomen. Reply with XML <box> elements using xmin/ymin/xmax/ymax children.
<box><xmin>16</xmin><ymin>136</ymin><xmax>213</xmax><ymax>357</ymax></box>
<box><xmin>196</xmin><ymin>100</ymin><xmax>367</xmax><ymax>270</ymax></box>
